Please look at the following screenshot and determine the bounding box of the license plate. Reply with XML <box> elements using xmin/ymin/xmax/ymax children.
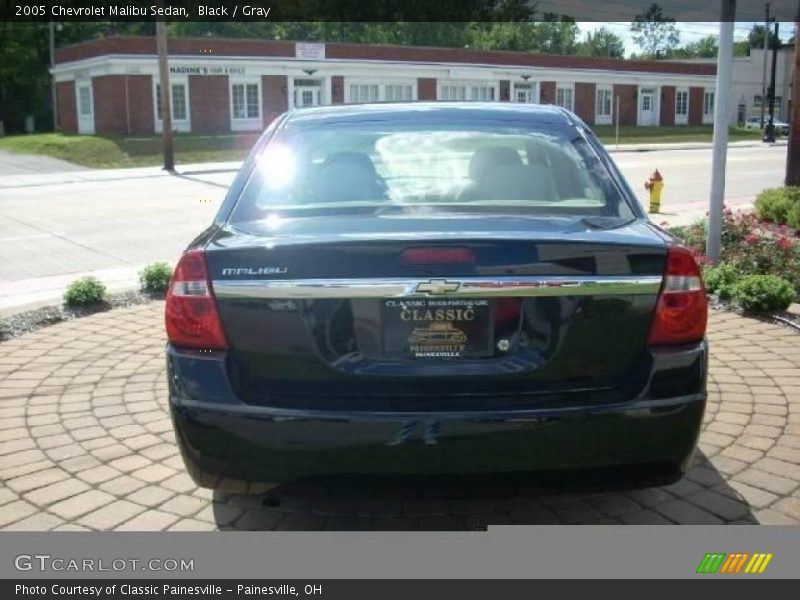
<box><xmin>382</xmin><ymin>298</ymin><xmax>493</xmax><ymax>359</ymax></box>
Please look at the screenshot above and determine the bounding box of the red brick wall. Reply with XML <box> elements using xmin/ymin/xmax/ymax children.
<box><xmin>127</xmin><ymin>75</ymin><xmax>154</xmax><ymax>135</ymax></box>
<box><xmin>262</xmin><ymin>75</ymin><xmax>287</xmax><ymax>125</ymax></box>
<box><xmin>189</xmin><ymin>75</ymin><xmax>229</xmax><ymax>134</ymax></box>
<box><xmin>660</xmin><ymin>86</ymin><xmax>676</xmax><ymax>127</ymax></box>
<box><xmin>613</xmin><ymin>84</ymin><xmax>638</xmax><ymax>126</ymax></box>
<box><xmin>92</xmin><ymin>76</ymin><xmax>127</xmax><ymax>134</ymax></box>
<box><xmin>499</xmin><ymin>80</ymin><xmax>510</xmax><ymax>101</ymax></box>
<box><xmin>574</xmin><ymin>82</ymin><xmax>596</xmax><ymax>124</ymax></box>
<box><xmin>539</xmin><ymin>81</ymin><xmax>555</xmax><ymax>104</ymax></box>
<box><xmin>689</xmin><ymin>87</ymin><xmax>704</xmax><ymax>125</ymax></box>
<box><xmin>57</xmin><ymin>81</ymin><xmax>77</xmax><ymax>134</ymax></box>
<box><xmin>418</xmin><ymin>78</ymin><xmax>437</xmax><ymax>101</ymax></box>
<box><xmin>331</xmin><ymin>76</ymin><xmax>344</xmax><ymax>104</ymax></box>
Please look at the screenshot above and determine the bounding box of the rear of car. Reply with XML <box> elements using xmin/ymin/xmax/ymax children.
<box><xmin>165</xmin><ymin>104</ymin><xmax>707</xmax><ymax>488</ymax></box>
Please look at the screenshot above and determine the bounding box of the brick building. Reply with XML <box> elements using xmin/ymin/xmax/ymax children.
<box><xmin>52</xmin><ymin>36</ymin><xmax>718</xmax><ymax>136</ymax></box>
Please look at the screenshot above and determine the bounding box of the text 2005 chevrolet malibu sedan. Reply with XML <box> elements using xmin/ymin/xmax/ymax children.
<box><xmin>165</xmin><ymin>103</ymin><xmax>708</xmax><ymax>488</ymax></box>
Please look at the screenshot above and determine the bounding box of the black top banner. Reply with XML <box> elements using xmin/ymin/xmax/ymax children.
<box><xmin>1</xmin><ymin>0</ymin><xmax>798</xmax><ymax>23</ymax></box>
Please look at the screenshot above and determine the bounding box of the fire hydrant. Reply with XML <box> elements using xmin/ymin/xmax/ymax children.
<box><xmin>645</xmin><ymin>169</ymin><xmax>664</xmax><ymax>214</ymax></box>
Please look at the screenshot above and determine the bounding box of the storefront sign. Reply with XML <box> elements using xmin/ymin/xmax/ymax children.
<box><xmin>295</xmin><ymin>43</ymin><xmax>326</xmax><ymax>60</ymax></box>
<box><xmin>169</xmin><ymin>64</ymin><xmax>246</xmax><ymax>76</ymax></box>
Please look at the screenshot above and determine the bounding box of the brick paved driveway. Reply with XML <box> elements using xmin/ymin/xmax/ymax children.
<box><xmin>1</xmin><ymin>303</ymin><xmax>799</xmax><ymax>530</ymax></box>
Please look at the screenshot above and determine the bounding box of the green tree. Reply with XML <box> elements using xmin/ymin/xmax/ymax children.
<box><xmin>747</xmin><ymin>24</ymin><xmax>780</xmax><ymax>49</ymax></box>
<box><xmin>630</xmin><ymin>3</ymin><xmax>680</xmax><ymax>58</ymax></box>
<box><xmin>532</xmin><ymin>15</ymin><xmax>580</xmax><ymax>55</ymax></box>
<box><xmin>666</xmin><ymin>35</ymin><xmax>718</xmax><ymax>59</ymax></box>
<box><xmin>577</xmin><ymin>26</ymin><xmax>625</xmax><ymax>58</ymax></box>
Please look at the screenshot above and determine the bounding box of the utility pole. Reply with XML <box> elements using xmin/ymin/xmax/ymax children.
<box><xmin>764</xmin><ymin>21</ymin><xmax>780</xmax><ymax>143</ymax></box>
<box><xmin>156</xmin><ymin>18</ymin><xmax>174</xmax><ymax>172</ymax></box>
<box><xmin>787</xmin><ymin>8</ymin><xmax>800</xmax><ymax>184</ymax></box>
<box><xmin>761</xmin><ymin>2</ymin><xmax>770</xmax><ymax>128</ymax></box>
<box><xmin>707</xmin><ymin>0</ymin><xmax>736</xmax><ymax>264</ymax></box>
<box><xmin>49</xmin><ymin>21</ymin><xmax>58</xmax><ymax>131</ymax></box>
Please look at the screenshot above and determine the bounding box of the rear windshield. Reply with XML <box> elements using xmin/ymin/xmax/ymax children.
<box><xmin>230</xmin><ymin>119</ymin><xmax>634</xmax><ymax>225</ymax></box>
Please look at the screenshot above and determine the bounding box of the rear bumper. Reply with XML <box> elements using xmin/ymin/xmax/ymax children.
<box><xmin>167</xmin><ymin>343</ymin><xmax>707</xmax><ymax>487</ymax></box>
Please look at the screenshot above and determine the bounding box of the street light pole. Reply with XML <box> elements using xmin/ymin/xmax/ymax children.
<box><xmin>764</xmin><ymin>22</ymin><xmax>780</xmax><ymax>143</ymax></box>
<box><xmin>706</xmin><ymin>0</ymin><xmax>736</xmax><ymax>265</ymax></box>
<box><xmin>761</xmin><ymin>2</ymin><xmax>770</xmax><ymax>128</ymax></box>
<box><xmin>156</xmin><ymin>18</ymin><xmax>174</xmax><ymax>172</ymax></box>
<box><xmin>787</xmin><ymin>9</ymin><xmax>800</xmax><ymax>185</ymax></box>
<box><xmin>49</xmin><ymin>21</ymin><xmax>58</xmax><ymax>131</ymax></box>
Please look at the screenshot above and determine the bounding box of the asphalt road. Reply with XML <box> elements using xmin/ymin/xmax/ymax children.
<box><xmin>0</xmin><ymin>143</ymin><xmax>789</xmax><ymax>310</ymax></box>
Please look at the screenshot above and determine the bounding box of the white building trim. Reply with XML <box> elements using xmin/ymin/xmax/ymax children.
<box><xmin>636</xmin><ymin>85</ymin><xmax>661</xmax><ymax>127</ymax></box>
<box><xmin>674</xmin><ymin>87</ymin><xmax>689</xmax><ymax>126</ymax></box>
<box><xmin>594</xmin><ymin>84</ymin><xmax>613</xmax><ymax>125</ymax></box>
<box><xmin>153</xmin><ymin>75</ymin><xmax>191</xmax><ymax>133</ymax></box>
<box><xmin>229</xmin><ymin>76</ymin><xmax>262</xmax><ymax>132</ymax></box>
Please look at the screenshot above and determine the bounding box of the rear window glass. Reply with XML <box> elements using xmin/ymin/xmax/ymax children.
<box><xmin>230</xmin><ymin>119</ymin><xmax>634</xmax><ymax>225</ymax></box>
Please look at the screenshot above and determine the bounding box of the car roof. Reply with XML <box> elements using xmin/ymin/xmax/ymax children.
<box><xmin>282</xmin><ymin>102</ymin><xmax>578</xmax><ymax>127</ymax></box>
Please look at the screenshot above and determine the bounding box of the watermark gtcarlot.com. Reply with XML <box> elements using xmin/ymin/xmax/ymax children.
<box><xmin>14</xmin><ymin>554</ymin><xmax>195</xmax><ymax>572</ymax></box>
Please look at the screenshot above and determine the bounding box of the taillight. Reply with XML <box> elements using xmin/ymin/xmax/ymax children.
<box><xmin>165</xmin><ymin>250</ymin><xmax>228</xmax><ymax>350</ymax></box>
<box><xmin>401</xmin><ymin>247</ymin><xmax>474</xmax><ymax>265</ymax></box>
<box><xmin>647</xmin><ymin>245</ymin><xmax>708</xmax><ymax>346</ymax></box>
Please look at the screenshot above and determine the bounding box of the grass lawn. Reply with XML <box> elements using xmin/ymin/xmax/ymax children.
<box><xmin>0</xmin><ymin>132</ymin><xmax>258</xmax><ymax>169</ymax></box>
<box><xmin>0</xmin><ymin>125</ymin><xmax>768</xmax><ymax>169</ymax></box>
<box><xmin>593</xmin><ymin>125</ymin><xmax>764</xmax><ymax>145</ymax></box>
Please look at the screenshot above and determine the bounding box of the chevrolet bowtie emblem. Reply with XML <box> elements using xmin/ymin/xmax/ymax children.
<box><xmin>416</xmin><ymin>279</ymin><xmax>461</xmax><ymax>295</ymax></box>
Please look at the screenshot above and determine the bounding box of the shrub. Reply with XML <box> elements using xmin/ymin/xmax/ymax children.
<box><xmin>731</xmin><ymin>274</ymin><xmax>795</xmax><ymax>313</ymax></box>
<box><xmin>703</xmin><ymin>263</ymin><xmax>739</xmax><ymax>300</ymax></box>
<box><xmin>754</xmin><ymin>187</ymin><xmax>800</xmax><ymax>225</ymax></box>
<box><xmin>787</xmin><ymin>201</ymin><xmax>800</xmax><ymax>230</ymax></box>
<box><xmin>139</xmin><ymin>262</ymin><xmax>172</xmax><ymax>293</ymax></box>
<box><xmin>63</xmin><ymin>276</ymin><xmax>107</xmax><ymax>306</ymax></box>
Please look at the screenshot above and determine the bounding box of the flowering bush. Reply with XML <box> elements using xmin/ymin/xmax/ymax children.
<box><xmin>668</xmin><ymin>206</ymin><xmax>800</xmax><ymax>302</ymax></box>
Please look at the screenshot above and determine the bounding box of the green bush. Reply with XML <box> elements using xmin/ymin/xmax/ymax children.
<box><xmin>754</xmin><ymin>187</ymin><xmax>800</xmax><ymax>224</ymax></box>
<box><xmin>63</xmin><ymin>276</ymin><xmax>107</xmax><ymax>306</ymax></box>
<box><xmin>703</xmin><ymin>263</ymin><xmax>739</xmax><ymax>300</ymax></box>
<box><xmin>731</xmin><ymin>274</ymin><xmax>795</xmax><ymax>313</ymax></box>
<box><xmin>139</xmin><ymin>262</ymin><xmax>172</xmax><ymax>293</ymax></box>
<box><xmin>787</xmin><ymin>201</ymin><xmax>800</xmax><ymax>230</ymax></box>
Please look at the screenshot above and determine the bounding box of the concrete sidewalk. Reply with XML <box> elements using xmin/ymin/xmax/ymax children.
<box><xmin>606</xmin><ymin>139</ymin><xmax>786</xmax><ymax>153</ymax></box>
<box><xmin>0</xmin><ymin>160</ymin><xmax>242</xmax><ymax>190</ymax></box>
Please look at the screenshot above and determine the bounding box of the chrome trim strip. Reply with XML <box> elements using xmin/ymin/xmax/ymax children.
<box><xmin>212</xmin><ymin>276</ymin><xmax>662</xmax><ymax>299</ymax></box>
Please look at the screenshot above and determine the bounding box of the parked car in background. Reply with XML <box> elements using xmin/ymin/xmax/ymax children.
<box><xmin>745</xmin><ymin>116</ymin><xmax>790</xmax><ymax>136</ymax></box>
<box><xmin>165</xmin><ymin>103</ymin><xmax>709</xmax><ymax>490</ymax></box>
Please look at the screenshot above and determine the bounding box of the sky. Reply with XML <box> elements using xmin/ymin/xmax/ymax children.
<box><xmin>576</xmin><ymin>22</ymin><xmax>797</xmax><ymax>57</ymax></box>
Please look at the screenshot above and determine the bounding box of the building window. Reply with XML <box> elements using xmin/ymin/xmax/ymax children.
<box><xmin>231</xmin><ymin>82</ymin><xmax>260</xmax><ymax>120</ymax></box>
<box><xmin>703</xmin><ymin>90</ymin><xmax>715</xmax><ymax>122</ymax></box>
<box><xmin>675</xmin><ymin>89</ymin><xmax>689</xmax><ymax>125</ymax></box>
<box><xmin>156</xmin><ymin>82</ymin><xmax>188</xmax><ymax>122</ymax></box>
<box><xmin>349</xmin><ymin>84</ymin><xmax>379</xmax><ymax>103</ymax></box>
<box><xmin>385</xmin><ymin>84</ymin><xmax>413</xmax><ymax>102</ymax></box>
<box><xmin>595</xmin><ymin>86</ymin><xmax>612</xmax><ymax>124</ymax></box>
<box><xmin>555</xmin><ymin>85</ymin><xmax>574</xmax><ymax>111</ymax></box>
<box><xmin>345</xmin><ymin>81</ymin><xmax>415</xmax><ymax>104</ymax></box>
<box><xmin>439</xmin><ymin>83</ymin><xmax>496</xmax><ymax>102</ymax></box>
<box><xmin>78</xmin><ymin>86</ymin><xmax>92</xmax><ymax>116</ymax></box>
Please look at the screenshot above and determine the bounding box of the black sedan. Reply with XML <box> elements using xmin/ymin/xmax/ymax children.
<box><xmin>165</xmin><ymin>103</ymin><xmax>708</xmax><ymax>488</ymax></box>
